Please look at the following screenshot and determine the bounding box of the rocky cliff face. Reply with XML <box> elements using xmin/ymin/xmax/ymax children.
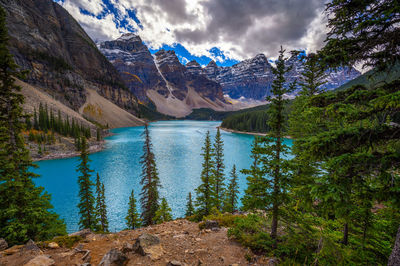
<box><xmin>0</xmin><ymin>0</ymin><xmax>139</xmax><ymax>115</ymax></box>
<box><xmin>100</xmin><ymin>35</ymin><xmax>228</xmax><ymax>117</ymax></box>
<box><xmin>204</xmin><ymin>54</ymin><xmax>360</xmax><ymax>100</ymax></box>
<box><xmin>204</xmin><ymin>54</ymin><xmax>274</xmax><ymax>99</ymax></box>
<box><xmin>100</xmin><ymin>34</ymin><xmax>168</xmax><ymax>102</ymax></box>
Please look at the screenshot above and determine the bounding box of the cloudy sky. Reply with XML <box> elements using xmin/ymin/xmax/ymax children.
<box><xmin>53</xmin><ymin>0</ymin><xmax>329</xmax><ymax>66</ymax></box>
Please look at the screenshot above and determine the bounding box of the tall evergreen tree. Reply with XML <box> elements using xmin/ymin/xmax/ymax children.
<box><xmin>241</xmin><ymin>138</ymin><xmax>269</xmax><ymax>211</ymax></box>
<box><xmin>95</xmin><ymin>173</ymin><xmax>108</xmax><ymax>232</ymax></box>
<box><xmin>288</xmin><ymin>53</ymin><xmax>327</xmax><ymax>210</ymax></box>
<box><xmin>213</xmin><ymin>128</ymin><xmax>225</xmax><ymax>210</ymax></box>
<box><xmin>76</xmin><ymin>137</ymin><xmax>96</xmax><ymax>230</ymax></box>
<box><xmin>266</xmin><ymin>47</ymin><xmax>294</xmax><ymax>242</ymax></box>
<box><xmin>126</xmin><ymin>189</ymin><xmax>141</xmax><ymax>229</ymax></box>
<box><xmin>153</xmin><ymin>198</ymin><xmax>172</xmax><ymax>224</ymax></box>
<box><xmin>140</xmin><ymin>124</ymin><xmax>161</xmax><ymax>226</ymax></box>
<box><xmin>195</xmin><ymin>131</ymin><xmax>216</xmax><ymax>217</ymax></box>
<box><xmin>224</xmin><ymin>165</ymin><xmax>239</xmax><ymax>213</ymax></box>
<box><xmin>321</xmin><ymin>0</ymin><xmax>400</xmax><ymax>71</ymax></box>
<box><xmin>0</xmin><ymin>7</ymin><xmax>65</xmax><ymax>245</ymax></box>
<box><xmin>241</xmin><ymin>47</ymin><xmax>294</xmax><ymax>243</ymax></box>
<box><xmin>185</xmin><ymin>192</ymin><xmax>195</xmax><ymax>217</ymax></box>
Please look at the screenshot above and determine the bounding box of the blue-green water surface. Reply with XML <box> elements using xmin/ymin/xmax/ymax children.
<box><xmin>35</xmin><ymin>120</ymin><xmax>292</xmax><ymax>232</ymax></box>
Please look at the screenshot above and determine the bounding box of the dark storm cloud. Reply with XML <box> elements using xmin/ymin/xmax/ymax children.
<box><xmin>175</xmin><ymin>0</ymin><xmax>326</xmax><ymax>57</ymax></box>
<box><xmin>151</xmin><ymin>0</ymin><xmax>196</xmax><ymax>24</ymax></box>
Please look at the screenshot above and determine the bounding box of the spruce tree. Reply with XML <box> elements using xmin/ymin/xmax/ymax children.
<box><xmin>224</xmin><ymin>165</ymin><xmax>239</xmax><ymax>213</ymax></box>
<box><xmin>267</xmin><ymin>47</ymin><xmax>294</xmax><ymax>242</ymax></box>
<box><xmin>153</xmin><ymin>198</ymin><xmax>172</xmax><ymax>224</ymax></box>
<box><xmin>126</xmin><ymin>189</ymin><xmax>141</xmax><ymax>229</ymax></box>
<box><xmin>213</xmin><ymin>128</ymin><xmax>225</xmax><ymax>210</ymax></box>
<box><xmin>241</xmin><ymin>138</ymin><xmax>269</xmax><ymax>211</ymax></box>
<box><xmin>76</xmin><ymin>137</ymin><xmax>96</xmax><ymax>230</ymax></box>
<box><xmin>288</xmin><ymin>53</ymin><xmax>327</xmax><ymax>210</ymax></box>
<box><xmin>95</xmin><ymin>173</ymin><xmax>108</xmax><ymax>232</ymax></box>
<box><xmin>195</xmin><ymin>131</ymin><xmax>216</xmax><ymax>217</ymax></box>
<box><xmin>241</xmin><ymin>47</ymin><xmax>294</xmax><ymax>244</ymax></box>
<box><xmin>0</xmin><ymin>6</ymin><xmax>65</xmax><ymax>245</ymax></box>
<box><xmin>140</xmin><ymin>124</ymin><xmax>161</xmax><ymax>226</ymax></box>
<box><xmin>185</xmin><ymin>192</ymin><xmax>195</xmax><ymax>217</ymax></box>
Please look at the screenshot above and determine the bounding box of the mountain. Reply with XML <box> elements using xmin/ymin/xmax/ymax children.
<box><xmin>100</xmin><ymin>34</ymin><xmax>231</xmax><ymax>117</ymax></box>
<box><xmin>0</xmin><ymin>0</ymin><xmax>144</xmax><ymax>127</ymax></box>
<box><xmin>204</xmin><ymin>54</ymin><xmax>360</xmax><ymax>100</ymax></box>
<box><xmin>204</xmin><ymin>54</ymin><xmax>274</xmax><ymax>99</ymax></box>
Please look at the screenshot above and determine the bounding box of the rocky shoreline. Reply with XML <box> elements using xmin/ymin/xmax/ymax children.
<box><xmin>219</xmin><ymin>127</ymin><xmax>267</xmax><ymax>136</ymax></box>
<box><xmin>32</xmin><ymin>141</ymin><xmax>106</xmax><ymax>162</ymax></box>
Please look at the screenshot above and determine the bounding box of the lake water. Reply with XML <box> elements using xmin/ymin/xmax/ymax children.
<box><xmin>35</xmin><ymin>120</ymin><xmax>292</xmax><ymax>233</ymax></box>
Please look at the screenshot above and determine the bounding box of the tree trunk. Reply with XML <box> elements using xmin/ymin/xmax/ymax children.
<box><xmin>388</xmin><ymin>225</ymin><xmax>400</xmax><ymax>266</ymax></box>
<box><xmin>342</xmin><ymin>223</ymin><xmax>349</xmax><ymax>245</ymax></box>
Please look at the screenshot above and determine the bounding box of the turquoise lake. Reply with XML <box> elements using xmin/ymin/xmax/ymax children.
<box><xmin>35</xmin><ymin>120</ymin><xmax>292</xmax><ymax>233</ymax></box>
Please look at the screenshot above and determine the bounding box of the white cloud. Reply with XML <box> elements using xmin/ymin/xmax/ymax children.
<box><xmin>56</xmin><ymin>0</ymin><xmax>329</xmax><ymax>61</ymax></box>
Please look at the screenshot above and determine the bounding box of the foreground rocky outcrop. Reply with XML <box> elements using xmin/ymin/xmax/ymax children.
<box><xmin>0</xmin><ymin>220</ymin><xmax>273</xmax><ymax>265</ymax></box>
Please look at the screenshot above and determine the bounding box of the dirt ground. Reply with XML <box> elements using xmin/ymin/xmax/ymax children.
<box><xmin>0</xmin><ymin>219</ymin><xmax>273</xmax><ymax>265</ymax></box>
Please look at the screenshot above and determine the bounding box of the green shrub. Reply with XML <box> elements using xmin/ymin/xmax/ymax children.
<box><xmin>51</xmin><ymin>235</ymin><xmax>82</xmax><ymax>248</ymax></box>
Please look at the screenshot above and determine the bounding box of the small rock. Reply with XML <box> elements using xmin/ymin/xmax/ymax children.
<box><xmin>121</xmin><ymin>242</ymin><xmax>134</xmax><ymax>254</ymax></box>
<box><xmin>172</xmin><ymin>234</ymin><xmax>185</xmax><ymax>239</ymax></box>
<box><xmin>69</xmin><ymin>229</ymin><xmax>92</xmax><ymax>238</ymax></box>
<box><xmin>99</xmin><ymin>248</ymin><xmax>127</xmax><ymax>266</ymax></box>
<box><xmin>21</xmin><ymin>239</ymin><xmax>41</xmax><ymax>254</ymax></box>
<box><xmin>194</xmin><ymin>249</ymin><xmax>207</xmax><ymax>255</ymax></box>
<box><xmin>24</xmin><ymin>255</ymin><xmax>55</xmax><ymax>266</ymax></box>
<box><xmin>0</xmin><ymin>238</ymin><xmax>8</xmax><ymax>251</ymax></box>
<box><xmin>81</xmin><ymin>263</ymin><xmax>91</xmax><ymax>266</ymax></box>
<box><xmin>204</xmin><ymin>229</ymin><xmax>211</xmax><ymax>233</ymax></box>
<box><xmin>267</xmin><ymin>258</ymin><xmax>279</xmax><ymax>266</ymax></box>
<box><xmin>167</xmin><ymin>260</ymin><xmax>182</xmax><ymax>266</ymax></box>
<box><xmin>204</xmin><ymin>220</ymin><xmax>219</xmax><ymax>230</ymax></box>
<box><xmin>48</xmin><ymin>242</ymin><xmax>59</xmax><ymax>249</ymax></box>
<box><xmin>195</xmin><ymin>238</ymin><xmax>202</xmax><ymax>241</ymax></box>
<box><xmin>230</xmin><ymin>264</ymin><xmax>239</xmax><ymax>266</ymax></box>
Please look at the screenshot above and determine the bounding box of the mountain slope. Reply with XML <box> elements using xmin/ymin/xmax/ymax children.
<box><xmin>0</xmin><ymin>0</ymin><xmax>144</xmax><ymax>125</ymax></box>
<box><xmin>204</xmin><ymin>54</ymin><xmax>360</xmax><ymax>100</ymax></box>
<box><xmin>100</xmin><ymin>34</ymin><xmax>233</xmax><ymax>117</ymax></box>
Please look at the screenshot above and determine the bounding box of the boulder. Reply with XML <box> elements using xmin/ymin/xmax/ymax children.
<box><xmin>133</xmin><ymin>233</ymin><xmax>160</xmax><ymax>255</ymax></box>
<box><xmin>204</xmin><ymin>220</ymin><xmax>219</xmax><ymax>230</ymax></box>
<box><xmin>121</xmin><ymin>242</ymin><xmax>134</xmax><ymax>254</ymax></box>
<box><xmin>24</xmin><ymin>255</ymin><xmax>55</xmax><ymax>266</ymax></box>
<box><xmin>69</xmin><ymin>229</ymin><xmax>93</xmax><ymax>238</ymax></box>
<box><xmin>98</xmin><ymin>248</ymin><xmax>127</xmax><ymax>266</ymax></box>
<box><xmin>0</xmin><ymin>238</ymin><xmax>8</xmax><ymax>251</ymax></box>
<box><xmin>48</xmin><ymin>242</ymin><xmax>59</xmax><ymax>249</ymax></box>
<box><xmin>21</xmin><ymin>239</ymin><xmax>41</xmax><ymax>254</ymax></box>
<box><xmin>133</xmin><ymin>233</ymin><xmax>164</xmax><ymax>260</ymax></box>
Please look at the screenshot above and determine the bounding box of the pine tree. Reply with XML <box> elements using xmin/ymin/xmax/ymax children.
<box><xmin>140</xmin><ymin>124</ymin><xmax>161</xmax><ymax>226</ymax></box>
<box><xmin>195</xmin><ymin>131</ymin><xmax>216</xmax><ymax>217</ymax></box>
<box><xmin>224</xmin><ymin>165</ymin><xmax>239</xmax><ymax>213</ymax></box>
<box><xmin>241</xmin><ymin>138</ymin><xmax>269</xmax><ymax>211</ymax></box>
<box><xmin>321</xmin><ymin>0</ymin><xmax>399</xmax><ymax>71</ymax></box>
<box><xmin>153</xmin><ymin>198</ymin><xmax>172</xmax><ymax>224</ymax></box>
<box><xmin>95</xmin><ymin>173</ymin><xmax>108</xmax><ymax>232</ymax></box>
<box><xmin>126</xmin><ymin>189</ymin><xmax>141</xmax><ymax>229</ymax></box>
<box><xmin>288</xmin><ymin>53</ymin><xmax>327</xmax><ymax>211</ymax></box>
<box><xmin>0</xmin><ymin>6</ymin><xmax>66</xmax><ymax>245</ymax></box>
<box><xmin>76</xmin><ymin>137</ymin><xmax>96</xmax><ymax>230</ymax></box>
<box><xmin>185</xmin><ymin>192</ymin><xmax>195</xmax><ymax>217</ymax></box>
<box><xmin>266</xmin><ymin>47</ymin><xmax>294</xmax><ymax>242</ymax></box>
<box><xmin>213</xmin><ymin>128</ymin><xmax>225</xmax><ymax>210</ymax></box>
